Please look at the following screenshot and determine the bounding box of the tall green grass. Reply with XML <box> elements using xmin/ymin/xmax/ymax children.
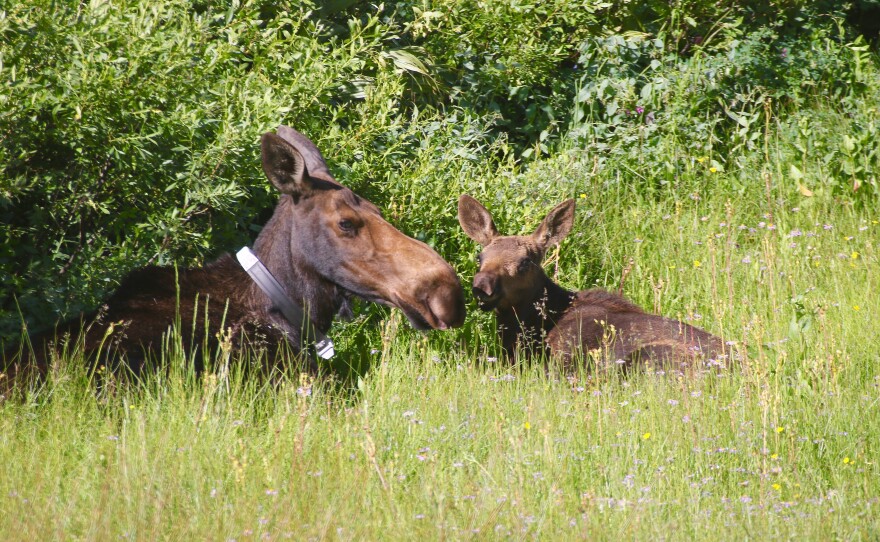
<box><xmin>3</xmin><ymin>137</ymin><xmax>878</xmax><ymax>539</ymax></box>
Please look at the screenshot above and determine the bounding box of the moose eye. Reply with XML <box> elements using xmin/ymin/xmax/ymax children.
<box><xmin>517</xmin><ymin>258</ymin><xmax>531</xmax><ymax>272</ymax></box>
<box><xmin>338</xmin><ymin>219</ymin><xmax>356</xmax><ymax>232</ymax></box>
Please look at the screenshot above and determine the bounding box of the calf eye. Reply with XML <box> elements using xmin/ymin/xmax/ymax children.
<box><xmin>338</xmin><ymin>219</ymin><xmax>356</xmax><ymax>232</ymax></box>
<box><xmin>517</xmin><ymin>258</ymin><xmax>531</xmax><ymax>272</ymax></box>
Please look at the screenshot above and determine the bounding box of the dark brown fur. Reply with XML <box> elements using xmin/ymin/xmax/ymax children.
<box><xmin>0</xmin><ymin>127</ymin><xmax>467</xmax><ymax>387</ymax></box>
<box><xmin>458</xmin><ymin>195</ymin><xmax>726</xmax><ymax>369</ymax></box>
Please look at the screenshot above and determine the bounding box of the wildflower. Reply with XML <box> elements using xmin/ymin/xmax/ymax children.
<box><xmin>265</xmin><ymin>489</ymin><xmax>278</xmax><ymax>496</ymax></box>
<box><xmin>851</xmin><ymin>251</ymin><xmax>860</xmax><ymax>259</ymax></box>
<box><xmin>693</xmin><ymin>260</ymin><xmax>702</xmax><ymax>268</ymax></box>
<box><xmin>642</xmin><ymin>432</ymin><xmax>651</xmax><ymax>440</ymax></box>
<box><xmin>709</xmin><ymin>167</ymin><xmax>718</xmax><ymax>173</ymax></box>
<box><xmin>772</xmin><ymin>483</ymin><xmax>781</xmax><ymax>491</ymax></box>
<box><xmin>854</xmin><ymin>305</ymin><xmax>860</xmax><ymax>311</ymax></box>
<box><xmin>524</xmin><ymin>422</ymin><xmax>531</xmax><ymax>430</ymax></box>
<box><xmin>776</xmin><ymin>426</ymin><xmax>784</xmax><ymax>433</ymax></box>
<box><xmin>843</xmin><ymin>456</ymin><xmax>852</xmax><ymax>464</ymax></box>
<box><xmin>579</xmin><ymin>193</ymin><xmax>587</xmax><ymax>199</ymax></box>
<box><xmin>771</xmin><ymin>453</ymin><xmax>778</xmax><ymax>460</ymax></box>
<box><xmin>697</xmin><ymin>157</ymin><xmax>707</xmax><ymax>164</ymax></box>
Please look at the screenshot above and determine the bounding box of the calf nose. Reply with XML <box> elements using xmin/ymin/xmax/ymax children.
<box><xmin>472</xmin><ymin>272</ymin><xmax>497</xmax><ymax>300</ymax></box>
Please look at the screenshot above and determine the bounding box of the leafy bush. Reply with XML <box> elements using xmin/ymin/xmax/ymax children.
<box><xmin>0</xmin><ymin>0</ymin><xmax>878</xmax><ymax>345</ymax></box>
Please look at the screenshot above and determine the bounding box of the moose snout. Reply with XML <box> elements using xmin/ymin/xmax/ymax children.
<box><xmin>427</xmin><ymin>279</ymin><xmax>467</xmax><ymax>329</ymax></box>
<box><xmin>472</xmin><ymin>272</ymin><xmax>500</xmax><ymax>307</ymax></box>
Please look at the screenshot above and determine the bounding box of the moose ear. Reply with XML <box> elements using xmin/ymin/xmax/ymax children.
<box><xmin>261</xmin><ymin>132</ymin><xmax>310</xmax><ymax>196</ymax></box>
<box><xmin>532</xmin><ymin>199</ymin><xmax>575</xmax><ymax>251</ymax></box>
<box><xmin>275</xmin><ymin>125</ymin><xmax>332</xmax><ymax>178</ymax></box>
<box><xmin>458</xmin><ymin>194</ymin><xmax>499</xmax><ymax>245</ymax></box>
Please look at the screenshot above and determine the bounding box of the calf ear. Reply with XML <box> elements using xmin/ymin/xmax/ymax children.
<box><xmin>261</xmin><ymin>132</ymin><xmax>310</xmax><ymax>197</ymax></box>
<box><xmin>458</xmin><ymin>195</ymin><xmax>499</xmax><ymax>245</ymax></box>
<box><xmin>532</xmin><ymin>199</ymin><xmax>575</xmax><ymax>251</ymax></box>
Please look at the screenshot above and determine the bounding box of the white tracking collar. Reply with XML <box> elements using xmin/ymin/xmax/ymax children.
<box><xmin>236</xmin><ymin>247</ymin><xmax>335</xmax><ymax>360</ymax></box>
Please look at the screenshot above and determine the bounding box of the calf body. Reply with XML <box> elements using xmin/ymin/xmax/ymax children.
<box><xmin>458</xmin><ymin>195</ymin><xmax>724</xmax><ymax>368</ymax></box>
<box><xmin>2</xmin><ymin>127</ymin><xmax>466</xmax><ymax>382</ymax></box>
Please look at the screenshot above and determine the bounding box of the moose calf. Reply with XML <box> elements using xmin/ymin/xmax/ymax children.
<box><xmin>457</xmin><ymin>194</ymin><xmax>727</xmax><ymax>369</ymax></box>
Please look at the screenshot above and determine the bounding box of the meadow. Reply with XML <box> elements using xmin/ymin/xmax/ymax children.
<box><xmin>2</xmin><ymin>1</ymin><xmax>879</xmax><ymax>539</ymax></box>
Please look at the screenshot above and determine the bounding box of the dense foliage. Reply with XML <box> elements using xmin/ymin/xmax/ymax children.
<box><xmin>1</xmin><ymin>0</ymin><xmax>877</xmax><ymax>345</ymax></box>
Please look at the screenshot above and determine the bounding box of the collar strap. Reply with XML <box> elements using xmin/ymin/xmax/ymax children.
<box><xmin>235</xmin><ymin>247</ymin><xmax>335</xmax><ymax>359</ymax></box>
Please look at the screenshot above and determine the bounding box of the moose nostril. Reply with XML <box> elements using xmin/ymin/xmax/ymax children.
<box><xmin>429</xmin><ymin>279</ymin><xmax>466</xmax><ymax>329</ymax></box>
<box><xmin>472</xmin><ymin>274</ymin><xmax>495</xmax><ymax>299</ymax></box>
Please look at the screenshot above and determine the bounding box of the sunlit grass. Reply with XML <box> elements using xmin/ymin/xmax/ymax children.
<box><xmin>2</xmin><ymin>184</ymin><xmax>878</xmax><ymax>540</ymax></box>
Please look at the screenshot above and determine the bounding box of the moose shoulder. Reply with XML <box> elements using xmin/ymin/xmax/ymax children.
<box><xmin>457</xmin><ymin>194</ymin><xmax>726</xmax><ymax>369</ymax></box>
<box><xmin>4</xmin><ymin>127</ymin><xmax>466</xmax><ymax>380</ymax></box>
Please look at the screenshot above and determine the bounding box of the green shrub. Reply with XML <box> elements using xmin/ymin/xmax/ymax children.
<box><xmin>0</xmin><ymin>0</ymin><xmax>877</xmax><ymax>345</ymax></box>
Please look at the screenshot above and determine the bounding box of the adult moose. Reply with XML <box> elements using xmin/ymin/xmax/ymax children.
<box><xmin>3</xmin><ymin>127</ymin><xmax>466</xmax><ymax>382</ymax></box>
<box><xmin>457</xmin><ymin>194</ymin><xmax>726</xmax><ymax>369</ymax></box>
